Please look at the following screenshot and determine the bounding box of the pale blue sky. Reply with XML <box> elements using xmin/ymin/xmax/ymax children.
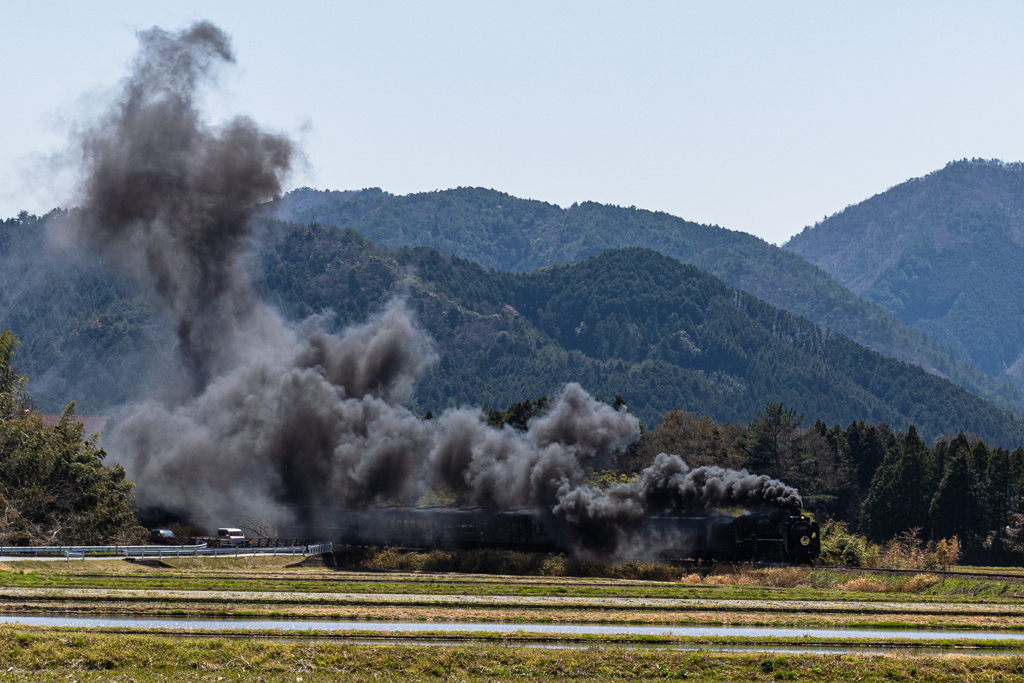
<box><xmin>3</xmin><ymin>2</ymin><xmax>1024</xmax><ymax>244</ymax></box>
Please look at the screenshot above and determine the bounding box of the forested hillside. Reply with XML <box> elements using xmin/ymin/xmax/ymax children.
<box><xmin>269</xmin><ymin>186</ymin><xmax>1021</xmax><ymax>410</ymax></box>
<box><xmin>256</xmin><ymin>221</ymin><xmax>1024</xmax><ymax>446</ymax></box>
<box><xmin>3</xmin><ymin>214</ymin><xmax>1023</xmax><ymax>447</ymax></box>
<box><xmin>0</xmin><ymin>212</ymin><xmax>172</xmax><ymax>412</ymax></box>
<box><xmin>787</xmin><ymin>159</ymin><xmax>1024</xmax><ymax>387</ymax></box>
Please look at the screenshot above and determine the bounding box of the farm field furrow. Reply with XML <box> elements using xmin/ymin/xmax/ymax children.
<box><xmin>3</xmin><ymin>561</ymin><xmax>1024</xmax><ymax>606</ymax></box>
<box><xmin>2</xmin><ymin>586</ymin><xmax>1022</xmax><ymax>617</ymax></box>
<box><xmin>1</xmin><ymin>561</ymin><xmax>1023</xmax><ymax>633</ymax></box>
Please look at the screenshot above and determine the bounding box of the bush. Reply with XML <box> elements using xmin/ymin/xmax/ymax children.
<box><xmin>817</xmin><ymin>520</ymin><xmax>876</xmax><ymax>567</ymax></box>
<box><xmin>875</xmin><ymin>528</ymin><xmax>961</xmax><ymax>570</ymax></box>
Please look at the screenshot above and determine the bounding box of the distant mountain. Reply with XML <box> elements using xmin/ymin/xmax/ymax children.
<box><xmin>3</xmin><ymin>214</ymin><xmax>1022</xmax><ymax>446</ymax></box>
<box><xmin>786</xmin><ymin>159</ymin><xmax>1024</xmax><ymax>388</ymax></box>
<box><xmin>257</xmin><ymin>222</ymin><xmax>1024</xmax><ymax>446</ymax></box>
<box><xmin>269</xmin><ymin>186</ymin><xmax>1022</xmax><ymax>410</ymax></box>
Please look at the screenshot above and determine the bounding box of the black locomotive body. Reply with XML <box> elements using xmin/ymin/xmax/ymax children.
<box><xmin>283</xmin><ymin>505</ymin><xmax>820</xmax><ymax>564</ymax></box>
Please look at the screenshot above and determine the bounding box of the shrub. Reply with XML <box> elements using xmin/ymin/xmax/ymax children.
<box><xmin>880</xmin><ymin>528</ymin><xmax>927</xmax><ymax>569</ymax></box>
<box><xmin>817</xmin><ymin>520</ymin><xmax>875</xmax><ymax>567</ymax></box>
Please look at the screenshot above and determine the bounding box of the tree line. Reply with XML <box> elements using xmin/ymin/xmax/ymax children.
<box><xmin>3</xmin><ymin>294</ymin><xmax>1023</xmax><ymax>559</ymax></box>
<box><xmin>491</xmin><ymin>395</ymin><xmax>1024</xmax><ymax>565</ymax></box>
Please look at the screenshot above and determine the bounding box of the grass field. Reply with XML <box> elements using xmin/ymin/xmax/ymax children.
<box><xmin>1</xmin><ymin>554</ymin><xmax>1023</xmax><ymax>680</ymax></box>
<box><xmin>1</xmin><ymin>627</ymin><xmax>1024</xmax><ymax>681</ymax></box>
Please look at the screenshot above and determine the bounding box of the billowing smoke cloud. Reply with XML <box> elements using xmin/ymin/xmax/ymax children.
<box><xmin>75</xmin><ymin>21</ymin><xmax>293</xmax><ymax>393</ymax></box>
<box><xmin>72</xmin><ymin>22</ymin><xmax>800</xmax><ymax>557</ymax></box>
<box><xmin>555</xmin><ymin>453</ymin><xmax>802</xmax><ymax>554</ymax></box>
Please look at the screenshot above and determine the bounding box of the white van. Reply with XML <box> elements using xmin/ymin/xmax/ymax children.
<box><xmin>216</xmin><ymin>528</ymin><xmax>246</xmax><ymax>546</ymax></box>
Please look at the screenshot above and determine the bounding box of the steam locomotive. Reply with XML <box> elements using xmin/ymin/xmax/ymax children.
<box><xmin>283</xmin><ymin>505</ymin><xmax>820</xmax><ymax>564</ymax></box>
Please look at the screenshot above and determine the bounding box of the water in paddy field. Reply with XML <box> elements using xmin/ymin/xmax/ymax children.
<box><xmin>1</xmin><ymin>615</ymin><xmax>1022</xmax><ymax>643</ymax></box>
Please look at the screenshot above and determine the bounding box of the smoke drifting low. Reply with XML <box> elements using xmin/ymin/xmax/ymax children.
<box><xmin>74</xmin><ymin>22</ymin><xmax>800</xmax><ymax>557</ymax></box>
<box><xmin>555</xmin><ymin>454</ymin><xmax>802</xmax><ymax>553</ymax></box>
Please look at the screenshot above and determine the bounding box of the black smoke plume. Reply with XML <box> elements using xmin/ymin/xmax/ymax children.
<box><xmin>71</xmin><ymin>22</ymin><xmax>801</xmax><ymax>556</ymax></box>
<box><xmin>75</xmin><ymin>21</ymin><xmax>293</xmax><ymax>392</ymax></box>
<box><xmin>555</xmin><ymin>453</ymin><xmax>802</xmax><ymax>554</ymax></box>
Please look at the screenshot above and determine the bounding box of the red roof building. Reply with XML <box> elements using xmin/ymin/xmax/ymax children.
<box><xmin>41</xmin><ymin>414</ymin><xmax>110</xmax><ymax>436</ymax></box>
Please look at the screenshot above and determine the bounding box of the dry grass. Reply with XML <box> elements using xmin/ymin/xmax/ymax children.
<box><xmin>838</xmin><ymin>574</ymin><xmax>942</xmax><ymax>594</ymax></box>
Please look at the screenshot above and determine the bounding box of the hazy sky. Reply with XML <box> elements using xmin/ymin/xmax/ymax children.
<box><xmin>4</xmin><ymin>2</ymin><xmax>1024</xmax><ymax>244</ymax></box>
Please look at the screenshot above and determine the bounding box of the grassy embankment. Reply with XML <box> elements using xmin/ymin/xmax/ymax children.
<box><xmin>1</xmin><ymin>627</ymin><xmax>1024</xmax><ymax>682</ymax></box>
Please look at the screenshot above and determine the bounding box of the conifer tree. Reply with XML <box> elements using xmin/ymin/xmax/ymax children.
<box><xmin>741</xmin><ymin>403</ymin><xmax>802</xmax><ymax>479</ymax></box>
<box><xmin>930</xmin><ymin>448</ymin><xmax>985</xmax><ymax>548</ymax></box>
<box><xmin>861</xmin><ymin>425</ymin><xmax>932</xmax><ymax>541</ymax></box>
<box><xmin>845</xmin><ymin>420</ymin><xmax>893</xmax><ymax>490</ymax></box>
<box><xmin>986</xmin><ymin>446</ymin><xmax>1014</xmax><ymax>547</ymax></box>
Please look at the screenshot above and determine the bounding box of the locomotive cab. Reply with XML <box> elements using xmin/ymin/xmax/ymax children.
<box><xmin>734</xmin><ymin>508</ymin><xmax>820</xmax><ymax>563</ymax></box>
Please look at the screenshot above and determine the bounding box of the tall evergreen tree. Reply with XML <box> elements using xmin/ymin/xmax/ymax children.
<box><xmin>930</xmin><ymin>439</ymin><xmax>950</xmax><ymax>494</ymax></box>
<box><xmin>930</xmin><ymin>448</ymin><xmax>985</xmax><ymax>548</ymax></box>
<box><xmin>861</xmin><ymin>425</ymin><xmax>932</xmax><ymax>541</ymax></box>
<box><xmin>741</xmin><ymin>403</ymin><xmax>802</xmax><ymax>479</ymax></box>
<box><xmin>987</xmin><ymin>447</ymin><xmax>1014</xmax><ymax>543</ymax></box>
<box><xmin>1012</xmin><ymin>447</ymin><xmax>1024</xmax><ymax>515</ymax></box>
<box><xmin>845</xmin><ymin>420</ymin><xmax>894</xmax><ymax>491</ymax></box>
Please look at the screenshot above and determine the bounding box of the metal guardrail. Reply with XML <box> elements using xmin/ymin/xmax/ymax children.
<box><xmin>0</xmin><ymin>544</ymin><xmax>208</xmax><ymax>557</ymax></box>
<box><xmin>0</xmin><ymin>541</ymin><xmax>332</xmax><ymax>560</ymax></box>
<box><xmin>305</xmin><ymin>542</ymin><xmax>333</xmax><ymax>556</ymax></box>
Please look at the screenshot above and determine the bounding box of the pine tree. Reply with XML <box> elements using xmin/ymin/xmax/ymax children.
<box><xmin>741</xmin><ymin>403</ymin><xmax>802</xmax><ymax>479</ymax></box>
<box><xmin>930</xmin><ymin>449</ymin><xmax>985</xmax><ymax>548</ymax></box>
<box><xmin>861</xmin><ymin>426</ymin><xmax>932</xmax><ymax>541</ymax></box>
<box><xmin>986</xmin><ymin>447</ymin><xmax>1014</xmax><ymax>552</ymax></box>
<box><xmin>845</xmin><ymin>420</ymin><xmax>893</xmax><ymax>491</ymax></box>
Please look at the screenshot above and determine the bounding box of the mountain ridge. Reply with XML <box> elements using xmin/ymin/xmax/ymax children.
<box><xmin>785</xmin><ymin>159</ymin><xmax>1024</xmax><ymax>385</ymax></box>
<box><xmin>258</xmin><ymin>222</ymin><xmax>1024</xmax><ymax>447</ymax></box>
<box><xmin>2</xmin><ymin>212</ymin><xmax>1022</xmax><ymax>447</ymax></box>
<box><xmin>268</xmin><ymin>184</ymin><xmax>1023</xmax><ymax>410</ymax></box>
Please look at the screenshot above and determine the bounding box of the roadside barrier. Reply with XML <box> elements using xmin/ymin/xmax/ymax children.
<box><xmin>0</xmin><ymin>544</ymin><xmax>208</xmax><ymax>558</ymax></box>
<box><xmin>0</xmin><ymin>541</ymin><xmax>332</xmax><ymax>560</ymax></box>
